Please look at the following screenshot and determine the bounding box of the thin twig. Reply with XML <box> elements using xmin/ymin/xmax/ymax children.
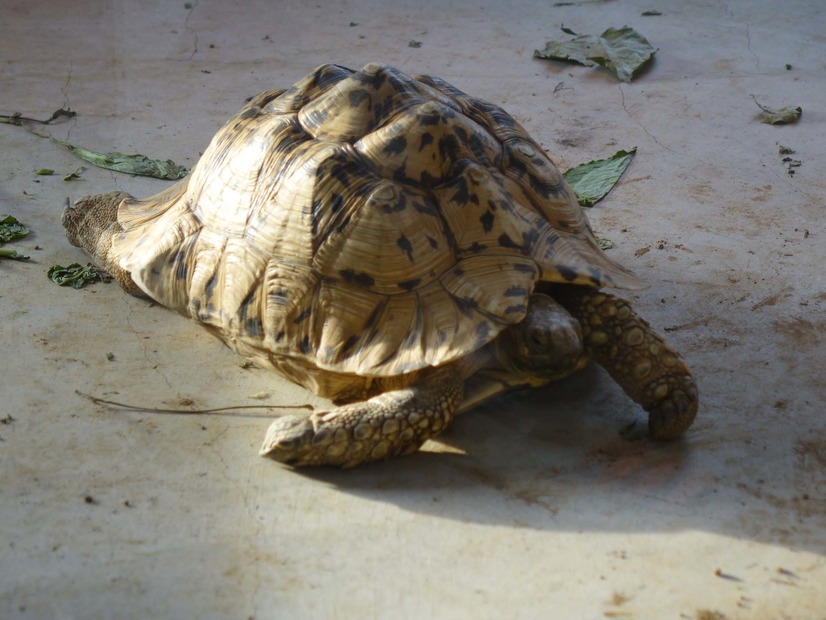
<box><xmin>75</xmin><ymin>390</ymin><xmax>314</xmax><ymax>417</ymax></box>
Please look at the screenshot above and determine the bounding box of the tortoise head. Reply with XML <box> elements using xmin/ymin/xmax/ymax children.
<box><xmin>62</xmin><ymin>191</ymin><xmax>131</xmax><ymax>254</ymax></box>
<box><xmin>494</xmin><ymin>293</ymin><xmax>585</xmax><ymax>381</ymax></box>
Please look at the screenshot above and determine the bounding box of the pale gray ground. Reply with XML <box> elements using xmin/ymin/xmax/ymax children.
<box><xmin>1</xmin><ymin>1</ymin><xmax>824</xmax><ymax>618</ymax></box>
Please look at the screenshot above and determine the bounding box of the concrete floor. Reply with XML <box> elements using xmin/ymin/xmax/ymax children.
<box><xmin>1</xmin><ymin>1</ymin><xmax>824</xmax><ymax>618</ymax></box>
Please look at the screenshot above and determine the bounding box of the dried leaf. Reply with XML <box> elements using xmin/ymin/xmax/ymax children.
<box><xmin>0</xmin><ymin>108</ymin><xmax>76</xmax><ymax>126</ymax></box>
<box><xmin>535</xmin><ymin>26</ymin><xmax>656</xmax><ymax>82</ymax></box>
<box><xmin>563</xmin><ymin>148</ymin><xmax>636</xmax><ymax>207</ymax></box>
<box><xmin>63</xmin><ymin>167</ymin><xmax>85</xmax><ymax>181</ymax></box>
<box><xmin>752</xmin><ymin>96</ymin><xmax>801</xmax><ymax>124</ymax></box>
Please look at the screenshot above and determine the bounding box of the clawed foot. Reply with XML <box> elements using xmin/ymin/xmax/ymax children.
<box><xmin>260</xmin><ymin>410</ymin><xmax>425</xmax><ymax>468</ymax></box>
<box><xmin>644</xmin><ymin>375</ymin><xmax>698</xmax><ymax>440</ymax></box>
<box><xmin>260</xmin><ymin>367</ymin><xmax>463</xmax><ymax>468</ymax></box>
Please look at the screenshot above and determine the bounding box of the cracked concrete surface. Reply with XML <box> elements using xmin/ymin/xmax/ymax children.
<box><xmin>1</xmin><ymin>0</ymin><xmax>825</xmax><ymax>618</ymax></box>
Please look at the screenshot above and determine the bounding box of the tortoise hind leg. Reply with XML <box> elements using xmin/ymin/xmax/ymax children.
<box><xmin>556</xmin><ymin>286</ymin><xmax>698</xmax><ymax>439</ymax></box>
<box><xmin>260</xmin><ymin>365</ymin><xmax>464</xmax><ymax>468</ymax></box>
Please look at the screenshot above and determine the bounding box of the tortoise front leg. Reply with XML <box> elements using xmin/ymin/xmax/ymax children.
<box><xmin>557</xmin><ymin>286</ymin><xmax>698</xmax><ymax>439</ymax></box>
<box><xmin>260</xmin><ymin>366</ymin><xmax>463</xmax><ymax>468</ymax></box>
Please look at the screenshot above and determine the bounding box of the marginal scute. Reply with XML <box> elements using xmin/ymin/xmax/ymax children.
<box><xmin>112</xmin><ymin>62</ymin><xmax>646</xmax><ymax>390</ymax></box>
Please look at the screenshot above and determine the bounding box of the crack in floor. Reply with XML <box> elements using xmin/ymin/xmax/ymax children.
<box><xmin>184</xmin><ymin>0</ymin><xmax>200</xmax><ymax>61</ymax></box>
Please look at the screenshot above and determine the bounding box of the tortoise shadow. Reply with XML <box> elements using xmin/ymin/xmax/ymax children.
<box><xmin>293</xmin><ymin>366</ymin><xmax>825</xmax><ymax>556</ymax></box>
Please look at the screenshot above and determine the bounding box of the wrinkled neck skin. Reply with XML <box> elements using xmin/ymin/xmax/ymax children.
<box><xmin>491</xmin><ymin>292</ymin><xmax>586</xmax><ymax>382</ymax></box>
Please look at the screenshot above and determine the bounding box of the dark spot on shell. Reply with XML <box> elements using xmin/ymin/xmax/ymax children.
<box><xmin>419</xmin><ymin>110</ymin><xmax>442</xmax><ymax>126</ymax></box>
<box><xmin>450</xmin><ymin>177</ymin><xmax>469</xmax><ymax>204</ymax></box>
<box><xmin>454</xmin><ymin>296</ymin><xmax>477</xmax><ymax>316</ymax></box>
<box><xmin>467</xmin><ymin>135</ymin><xmax>491</xmax><ymax>164</ymax></box>
<box><xmin>384</xmin><ymin>135</ymin><xmax>408</xmax><ymax>155</ymax></box>
<box><xmin>396</xmin><ymin>234</ymin><xmax>414</xmax><ymax>262</ymax></box>
<box><xmin>419</xmin><ymin>170</ymin><xmax>438</xmax><ymax>188</ymax></box>
<box><xmin>521</xmin><ymin>228</ymin><xmax>540</xmax><ymax>250</ymax></box>
<box><xmin>392</xmin><ymin>161</ymin><xmax>407</xmax><ymax>182</ymax></box>
<box><xmin>505</xmin><ymin>304</ymin><xmax>527</xmax><ymax>315</ymax></box>
<box><xmin>204</xmin><ymin>272</ymin><xmax>218</xmax><ymax>298</ymax></box>
<box><xmin>339</xmin><ymin>269</ymin><xmax>375</xmax><ymax>288</ymax></box>
<box><xmin>588</xmin><ymin>266</ymin><xmax>603</xmax><ymax>286</ymax></box>
<box><xmin>363</xmin><ymin>303</ymin><xmax>383</xmax><ymax>329</ymax></box>
<box><xmin>342</xmin><ymin>334</ymin><xmax>359</xmax><ymax>353</ymax></box>
<box><xmin>497</xmin><ymin>233</ymin><xmax>521</xmax><ymax>249</ymax></box>
<box><xmin>514</xmin><ymin>263</ymin><xmax>537</xmax><ymax>275</ymax></box>
<box><xmin>419</xmin><ymin>132</ymin><xmax>434</xmax><ymax>151</ymax></box>
<box><xmin>174</xmin><ymin>253</ymin><xmax>188</xmax><ymax>280</ymax></box>
<box><xmin>300</xmin><ymin>336</ymin><xmax>312</xmax><ymax>354</ymax></box>
<box><xmin>380</xmin><ymin>191</ymin><xmax>407</xmax><ymax>214</ymax></box>
<box><xmin>239</xmin><ymin>107</ymin><xmax>259</xmax><ymax>120</ymax></box>
<box><xmin>528</xmin><ymin>173</ymin><xmax>563</xmax><ymax>197</ymax></box>
<box><xmin>329</xmin><ymin>162</ymin><xmax>351</xmax><ymax>185</ymax></box>
<box><xmin>275</xmin><ymin>330</ymin><xmax>285</xmax><ymax>342</ymax></box>
<box><xmin>475</xmin><ymin>321</ymin><xmax>492</xmax><ymax>342</ymax></box>
<box><xmin>398</xmin><ymin>278</ymin><xmax>421</xmax><ymax>291</ymax></box>
<box><xmin>245</xmin><ymin>318</ymin><xmax>263</xmax><ymax>336</ymax></box>
<box><xmin>508</xmin><ymin>155</ymin><xmax>528</xmax><ymax>177</ymax></box>
<box><xmin>335</xmin><ymin>214</ymin><xmax>352</xmax><ymax>234</ymax></box>
<box><xmin>425</xmin><ymin>235</ymin><xmax>439</xmax><ymax>250</ymax></box>
<box><xmin>479</xmin><ymin>210</ymin><xmax>494</xmax><ymax>233</ymax></box>
<box><xmin>466</xmin><ymin>242</ymin><xmax>486</xmax><ymax>253</ymax></box>
<box><xmin>412</xmin><ymin>197</ymin><xmax>438</xmax><ymax>216</ymax></box>
<box><xmin>331</xmin><ymin>194</ymin><xmax>344</xmax><ymax>213</ymax></box>
<box><xmin>312</xmin><ymin>64</ymin><xmax>353</xmax><ymax>92</ymax></box>
<box><xmin>557</xmin><ymin>265</ymin><xmax>578</xmax><ymax>282</ymax></box>
<box><xmin>505</xmin><ymin>286</ymin><xmax>528</xmax><ymax>297</ymax></box>
<box><xmin>292</xmin><ymin>308</ymin><xmax>312</xmax><ymax>324</ymax></box>
<box><xmin>348</xmin><ymin>89</ymin><xmax>371</xmax><ymax>107</ymax></box>
<box><xmin>438</xmin><ymin>134</ymin><xmax>460</xmax><ymax>162</ymax></box>
<box><xmin>356</xmin><ymin>67</ymin><xmax>387</xmax><ymax>89</ymax></box>
<box><xmin>453</xmin><ymin>267</ymin><xmax>465</xmax><ymax>278</ymax></box>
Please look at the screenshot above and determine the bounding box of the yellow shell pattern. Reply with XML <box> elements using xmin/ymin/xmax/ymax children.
<box><xmin>114</xmin><ymin>63</ymin><xmax>644</xmax><ymax>380</ymax></box>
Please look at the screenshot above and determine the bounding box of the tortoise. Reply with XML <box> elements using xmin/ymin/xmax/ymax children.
<box><xmin>62</xmin><ymin>63</ymin><xmax>698</xmax><ymax>468</ymax></box>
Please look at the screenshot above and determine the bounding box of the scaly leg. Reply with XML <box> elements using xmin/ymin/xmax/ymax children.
<box><xmin>557</xmin><ymin>286</ymin><xmax>698</xmax><ymax>439</ymax></box>
<box><xmin>260</xmin><ymin>366</ymin><xmax>464</xmax><ymax>467</ymax></box>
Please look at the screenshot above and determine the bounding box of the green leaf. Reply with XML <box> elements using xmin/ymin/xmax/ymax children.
<box><xmin>2</xmin><ymin>108</ymin><xmax>188</xmax><ymax>180</ymax></box>
<box><xmin>563</xmin><ymin>148</ymin><xmax>636</xmax><ymax>207</ymax></box>
<box><xmin>37</xmin><ymin>168</ymin><xmax>55</xmax><ymax>176</ymax></box>
<box><xmin>47</xmin><ymin>263</ymin><xmax>112</xmax><ymax>288</ymax></box>
<box><xmin>535</xmin><ymin>26</ymin><xmax>656</xmax><ymax>82</ymax></box>
<box><xmin>0</xmin><ymin>248</ymin><xmax>30</xmax><ymax>261</ymax></box>
<box><xmin>59</xmin><ymin>143</ymin><xmax>189</xmax><ymax>180</ymax></box>
<box><xmin>0</xmin><ymin>215</ymin><xmax>29</xmax><ymax>243</ymax></box>
<box><xmin>596</xmin><ymin>237</ymin><xmax>614</xmax><ymax>250</ymax></box>
<box><xmin>751</xmin><ymin>96</ymin><xmax>802</xmax><ymax>125</ymax></box>
<box><xmin>63</xmin><ymin>167</ymin><xmax>85</xmax><ymax>181</ymax></box>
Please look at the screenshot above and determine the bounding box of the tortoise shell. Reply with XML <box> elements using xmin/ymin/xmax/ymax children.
<box><xmin>114</xmin><ymin>62</ymin><xmax>643</xmax><ymax>389</ymax></box>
